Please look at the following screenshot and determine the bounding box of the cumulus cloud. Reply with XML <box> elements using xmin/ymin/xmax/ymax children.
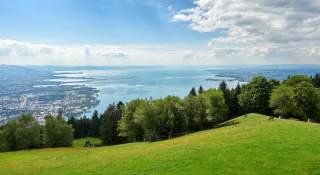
<box><xmin>173</xmin><ymin>0</ymin><xmax>320</xmax><ymax>63</ymax></box>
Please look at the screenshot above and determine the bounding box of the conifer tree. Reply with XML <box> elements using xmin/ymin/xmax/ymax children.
<box><xmin>198</xmin><ymin>86</ymin><xmax>204</xmax><ymax>94</ymax></box>
<box><xmin>189</xmin><ymin>87</ymin><xmax>197</xmax><ymax>96</ymax></box>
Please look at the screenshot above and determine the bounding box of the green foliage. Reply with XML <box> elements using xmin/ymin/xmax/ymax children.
<box><xmin>100</xmin><ymin>104</ymin><xmax>123</xmax><ymax>145</ymax></box>
<box><xmin>134</xmin><ymin>100</ymin><xmax>160</xmax><ymax>139</ymax></box>
<box><xmin>183</xmin><ymin>95</ymin><xmax>207</xmax><ymax>131</ymax></box>
<box><xmin>117</xmin><ymin>84</ymin><xmax>235</xmax><ymax>142</ymax></box>
<box><xmin>0</xmin><ymin>114</ymin><xmax>72</xmax><ymax>152</ymax></box>
<box><xmin>158</xmin><ymin>96</ymin><xmax>187</xmax><ymax>137</ymax></box>
<box><xmin>219</xmin><ymin>81</ymin><xmax>241</xmax><ymax>118</ymax></box>
<box><xmin>270</xmin><ymin>85</ymin><xmax>295</xmax><ymax>118</ymax></box>
<box><xmin>73</xmin><ymin>137</ymin><xmax>102</xmax><ymax>147</ymax></box>
<box><xmin>1</xmin><ymin>120</ymin><xmax>18</xmax><ymax>151</ymax></box>
<box><xmin>1</xmin><ymin>114</ymin><xmax>320</xmax><ymax>175</ymax></box>
<box><xmin>89</xmin><ymin>111</ymin><xmax>100</xmax><ymax>137</ymax></box>
<box><xmin>232</xmin><ymin>83</ymin><xmax>242</xmax><ymax>116</ymax></box>
<box><xmin>270</xmin><ymin>75</ymin><xmax>320</xmax><ymax>121</ymax></box>
<box><xmin>45</xmin><ymin>116</ymin><xmax>73</xmax><ymax>147</ymax></box>
<box><xmin>284</xmin><ymin>75</ymin><xmax>312</xmax><ymax>86</ymax></box>
<box><xmin>292</xmin><ymin>81</ymin><xmax>320</xmax><ymax>120</ymax></box>
<box><xmin>69</xmin><ymin>115</ymin><xmax>95</xmax><ymax>139</ymax></box>
<box><xmin>0</xmin><ymin>128</ymin><xmax>10</xmax><ymax>152</ymax></box>
<box><xmin>218</xmin><ymin>80</ymin><xmax>227</xmax><ymax>93</ymax></box>
<box><xmin>239</xmin><ymin>76</ymin><xmax>273</xmax><ymax>114</ymax></box>
<box><xmin>0</xmin><ymin>114</ymin><xmax>40</xmax><ymax>151</ymax></box>
<box><xmin>118</xmin><ymin>89</ymin><xmax>229</xmax><ymax>142</ymax></box>
<box><xmin>204</xmin><ymin>89</ymin><xmax>228</xmax><ymax>124</ymax></box>
<box><xmin>15</xmin><ymin>114</ymin><xmax>41</xmax><ymax>150</ymax></box>
<box><xmin>3</xmin><ymin>73</ymin><xmax>320</xmax><ymax>153</ymax></box>
<box><xmin>198</xmin><ymin>86</ymin><xmax>204</xmax><ymax>94</ymax></box>
<box><xmin>188</xmin><ymin>87</ymin><xmax>197</xmax><ymax>96</ymax></box>
<box><xmin>312</xmin><ymin>73</ymin><xmax>320</xmax><ymax>88</ymax></box>
<box><xmin>118</xmin><ymin>99</ymin><xmax>144</xmax><ymax>142</ymax></box>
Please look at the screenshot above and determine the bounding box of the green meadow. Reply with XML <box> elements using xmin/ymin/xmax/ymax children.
<box><xmin>72</xmin><ymin>137</ymin><xmax>102</xmax><ymax>148</ymax></box>
<box><xmin>0</xmin><ymin>113</ymin><xmax>319</xmax><ymax>175</ymax></box>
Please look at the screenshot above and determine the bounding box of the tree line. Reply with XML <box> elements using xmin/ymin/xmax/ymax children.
<box><xmin>1</xmin><ymin>73</ymin><xmax>320</xmax><ymax>151</ymax></box>
<box><xmin>84</xmin><ymin>73</ymin><xmax>320</xmax><ymax>145</ymax></box>
<box><xmin>0</xmin><ymin>114</ymin><xmax>73</xmax><ymax>152</ymax></box>
<box><xmin>67</xmin><ymin>86</ymin><xmax>235</xmax><ymax>145</ymax></box>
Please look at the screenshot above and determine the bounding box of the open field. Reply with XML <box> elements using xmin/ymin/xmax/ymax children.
<box><xmin>0</xmin><ymin>113</ymin><xmax>319</xmax><ymax>175</ymax></box>
<box><xmin>72</xmin><ymin>137</ymin><xmax>102</xmax><ymax>148</ymax></box>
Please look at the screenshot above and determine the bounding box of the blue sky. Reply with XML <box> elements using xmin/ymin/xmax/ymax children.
<box><xmin>0</xmin><ymin>0</ymin><xmax>221</xmax><ymax>44</ymax></box>
<box><xmin>0</xmin><ymin>0</ymin><xmax>319</xmax><ymax>65</ymax></box>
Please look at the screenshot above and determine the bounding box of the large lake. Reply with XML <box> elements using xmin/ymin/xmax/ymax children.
<box><xmin>49</xmin><ymin>65</ymin><xmax>320</xmax><ymax>115</ymax></box>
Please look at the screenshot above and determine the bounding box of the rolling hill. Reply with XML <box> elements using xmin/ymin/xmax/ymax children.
<box><xmin>0</xmin><ymin>114</ymin><xmax>319</xmax><ymax>175</ymax></box>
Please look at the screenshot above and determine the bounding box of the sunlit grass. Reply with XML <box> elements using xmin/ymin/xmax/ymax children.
<box><xmin>72</xmin><ymin>137</ymin><xmax>102</xmax><ymax>147</ymax></box>
<box><xmin>0</xmin><ymin>114</ymin><xmax>319</xmax><ymax>175</ymax></box>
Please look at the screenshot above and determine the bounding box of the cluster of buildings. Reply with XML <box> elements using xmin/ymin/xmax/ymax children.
<box><xmin>0</xmin><ymin>88</ymin><xmax>99</xmax><ymax>126</ymax></box>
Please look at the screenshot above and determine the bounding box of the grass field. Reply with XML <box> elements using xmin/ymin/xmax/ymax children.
<box><xmin>72</xmin><ymin>137</ymin><xmax>102</xmax><ymax>148</ymax></box>
<box><xmin>0</xmin><ymin>113</ymin><xmax>319</xmax><ymax>175</ymax></box>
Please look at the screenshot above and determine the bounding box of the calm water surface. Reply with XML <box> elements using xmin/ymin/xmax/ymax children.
<box><xmin>51</xmin><ymin>66</ymin><xmax>242</xmax><ymax>115</ymax></box>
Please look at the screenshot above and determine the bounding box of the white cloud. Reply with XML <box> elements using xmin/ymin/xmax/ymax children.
<box><xmin>0</xmin><ymin>48</ymin><xmax>11</xmax><ymax>56</ymax></box>
<box><xmin>103</xmin><ymin>52</ymin><xmax>128</xmax><ymax>59</ymax></box>
<box><xmin>0</xmin><ymin>38</ymin><xmax>214</xmax><ymax>66</ymax></box>
<box><xmin>173</xmin><ymin>0</ymin><xmax>320</xmax><ymax>63</ymax></box>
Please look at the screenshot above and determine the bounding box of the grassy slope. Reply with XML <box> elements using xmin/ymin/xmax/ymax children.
<box><xmin>0</xmin><ymin>114</ymin><xmax>319</xmax><ymax>175</ymax></box>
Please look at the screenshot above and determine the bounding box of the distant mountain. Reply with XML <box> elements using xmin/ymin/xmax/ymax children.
<box><xmin>0</xmin><ymin>65</ymin><xmax>50</xmax><ymax>79</ymax></box>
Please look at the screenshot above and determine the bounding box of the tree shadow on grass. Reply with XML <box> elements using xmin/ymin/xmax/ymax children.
<box><xmin>213</xmin><ymin>121</ymin><xmax>240</xmax><ymax>129</ymax></box>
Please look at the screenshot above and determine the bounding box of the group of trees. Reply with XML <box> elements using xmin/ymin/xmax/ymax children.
<box><xmin>118</xmin><ymin>88</ymin><xmax>229</xmax><ymax>143</ymax></box>
<box><xmin>68</xmin><ymin>110</ymin><xmax>100</xmax><ymax>139</ymax></box>
<box><xmin>237</xmin><ymin>75</ymin><xmax>320</xmax><ymax>122</ymax></box>
<box><xmin>67</xmin><ymin>102</ymin><xmax>125</xmax><ymax>145</ymax></box>
<box><xmin>270</xmin><ymin>75</ymin><xmax>320</xmax><ymax>121</ymax></box>
<box><xmin>0</xmin><ymin>114</ymin><xmax>73</xmax><ymax>152</ymax></box>
<box><xmin>52</xmin><ymin>73</ymin><xmax>320</xmax><ymax>147</ymax></box>
<box><xmin>2</xmin><ymin>73</ymin><xmax>320</xmax><ymax>152</ymax></box>
<box><xmin>238</xmin><ymin>76</ymin><xmax>279</xmax><ymax>115</ymax></box>
<box><xmin>68</xmin><ymin>87</ymin><xmax>231</xmax><ymax>145</ymax></box>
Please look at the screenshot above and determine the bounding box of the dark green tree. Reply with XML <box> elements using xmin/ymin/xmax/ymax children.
<box><xmin>100</xmin><ymin>104</ymin><xmax>123</xmax><ymax>145</ymax></box>
<box><xmin>238</xmin><ymin>76</ymin><xmax>273</xmax><ymax>115</ymax></box>
<box><xmin>198</xmin><ymin>86</ymin><xmax>204</xmax><ymax>94</ymax></box>
<box><xmin>313</xmin><ymin>73</ymin><xmax>320</xmax><ymax>88</ymax></box>
<box><xmin>232</xmin><ymin>83</ymin><xmax>242</xmax><ymax>116</ymax></box>
<box><xmin>45</xmin><ymin>115</ymin><xmax>73</xmax><ymax>147</ymax></box>
<box><xmin>0</xmin><ymin>129</ymin><xmax>9</xmax><ymax>152</ymax></box>
<box><xmin>0</xmin><ymin>114</ymin><xmax>41</xmax><ymax>151</ymax></box>
<box><xmin>15</xmin><ymin>114</ymin><xmax>41</xmax><ymax>150</ymax></box>
<box><xmin>118</xmin><ymin>99</ymin><xmax>144</xmax><ymax>142</ymax></box>
<box><xmin>89</xmin><ymin>110</ymin><xmax>100</xmax><ymax>137</ymax></box>
<box><xmin>189</xmin><ymin>87</ymin><xmax>197</xmax><ymax>96</ymax></box>
<box><xmin>133</xmin><ymin>100</ymin><xmax>160</xmax><ymax>140</ymax></box>
<box><xmin>204</xmin><ymin>89</ymin><xmax>228</xmax><ymax>125</ymax></box>
<box><xmin>218</xmin><ymin>80</ymin><xmax>227</xmax><ymax>93</ymax></box>
<box><xmin>183</xmin><ymin>94</ymin><xmax>207</xmax><ymax>131</ymax></box>
<box><xmin>270</xmin><ymin>75</ymin><xmax>320</xmax><ymax>121</ymax></box>
<box><xmin>1</xmin><ymin>120</ymin><xmax>17</xmax><ymax>151</ymax></box>
<box><xmin>292</xmin><ymin>82</ymin><xmax>320</xmax><ymax>121</ymax></box>
<box><xmin>158</xmin><ymin>96</ymin><xmax>186</xmax><ymax>138</ymax></box>
<box><xmin>219</xmin><ymin>81</ymin><xmax>233</xmax><ymax>118</ymax></box>
<box><xmin>269</xmin><ymin>85</ymin><xmax>295</xmax><ymax>118</ymax></box>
